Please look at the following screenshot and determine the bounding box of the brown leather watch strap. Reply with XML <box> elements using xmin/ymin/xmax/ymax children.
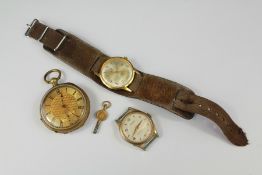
<box><xmin>174</xmin><ymin>91</ymin><xmax>248</xmax><ymax>146</ymax></box>
<box><xmin>25</xmin><ymin>19</ymin><xmax>247</xmax><ymax>146</ymax></box>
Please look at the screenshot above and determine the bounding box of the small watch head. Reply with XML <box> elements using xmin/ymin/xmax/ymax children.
<box><xmin>98</xmin><ymin>57</ymin><xmax>135</xmax><ymax>92</ymax></box>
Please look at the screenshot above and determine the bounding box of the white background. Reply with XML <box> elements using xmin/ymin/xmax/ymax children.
<box><xmin>0</xmin><ymin>0</ymin><xmax>261</xmax><ymax>175</ymax></box>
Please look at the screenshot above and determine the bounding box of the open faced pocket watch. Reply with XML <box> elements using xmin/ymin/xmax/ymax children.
<box><xmin>95</xmin><ymin>57</ymin><xmax>139</xmax><ymax>92</ymax></box>
<box><xmin>40</xmin><ymin>69</ymin><xmax>90</xmax><ymax>133</ymax></box>
<box><xmin>116</xmin><ymin>107</ymin><xmax>159</xmax><ymax>150</ymax></box>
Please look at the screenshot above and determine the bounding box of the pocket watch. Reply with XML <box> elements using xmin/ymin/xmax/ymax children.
<box><xmin>96</xmin><ymin>57</ymin><xmax>138</xmax><ymax>92</ymax></box>
<box><xmin>40</xmin><ymin>69</ymin><xmax>90</xmax><ymax>133</ymax></box>
<box><xmin>116</xmin><ymin>107</ymin><xmax>158</xmax><ymax>150</ymax></box>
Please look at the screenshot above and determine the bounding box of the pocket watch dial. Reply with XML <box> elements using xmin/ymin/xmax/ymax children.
<box><xmin>120</xmin><ymin>111</ymin><xmax>153</xmax><ymax>144</ymax></box>
<box><xmin>40</xmin><ymin>84</ymin><xmax>89</xmax><ymax>133</ymax></box>
<box><xmin>100</xmin><ymin>57</ymin><xmax>134</xmax><ymax>89</ymax></box>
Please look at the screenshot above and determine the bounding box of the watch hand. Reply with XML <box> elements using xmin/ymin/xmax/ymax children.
<box><xmin>132</xmin><ymin>120</ymin><xmax>142</xmax><ymax>136</ymax></box>
<box><xmin>115</xmin><ymin>64</ymin><xmax>120</xmax><ymax>71</ymax></box>
<box><xmin>59</xmin><ymin>93</ymin><xmax>67</xmax><ymax>109</ymax></box>
<box><xmin>135</xmin><ymin>122</ymin><xmax>147</xmax><ymax>134</ymax></box>
<box><xmin>67</xmin><ymin>110</ymin><xmax>79</xmax><ymax>118</ymax></box>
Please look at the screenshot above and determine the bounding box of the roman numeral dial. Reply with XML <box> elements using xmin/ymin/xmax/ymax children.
<box><xmin>40</xmin><ymin>83</ymin><xmax>90</xmax><ymax>133</ymax></box>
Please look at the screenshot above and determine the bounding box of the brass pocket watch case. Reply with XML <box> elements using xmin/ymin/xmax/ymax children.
<box><xmin>96</xmin><ymin>57</ymin><xmax>138</xmax><ymax>92</ymax></box>
<box><xmin>116</xmin><ymin>107</ymin><xmax>159</xmax><ymax>150</ymax></box>
<box><xmin>40</xmin><ymin>69</ymin><xmax>90</xmax><ymax>133</ymax></box>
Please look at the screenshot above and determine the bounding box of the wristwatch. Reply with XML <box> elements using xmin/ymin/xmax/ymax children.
<box><xmin>116</xmin><ymin>107</ymin><xmax>158</xmax><ymax>150</ymax></box>
<box><xmin>25</xmin><ymin>19</ymin><xmax>248</xmax><ymax>146</ymax></box>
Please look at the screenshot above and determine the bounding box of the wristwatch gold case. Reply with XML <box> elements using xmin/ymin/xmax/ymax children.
<box><xmin>96</xmin><ymin>57</ymin><xmax>138</xmax><ymax>92</ymax></box>
<box><xmin>116</xmin><ymin>107</ymin><xmax>158</xmax><ymax>150</ymax></box>
<box><xmin>40</xmin><ymin>69</ymin><xmax>90</xmax><ymax>133</ymax></box>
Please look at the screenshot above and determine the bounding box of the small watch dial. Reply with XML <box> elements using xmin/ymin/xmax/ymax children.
<box><xmin>100</xmin><ymin>57</ymin><xmax>134</xmax><ymax>89</ymax></box>
<box><xmin>41</xmin><ymin>84</ymin><xmax>88</xmax><ymax>131</ymax></box>
<box><xmin>120</xmin><ymin>111</ymin><xmax>153</xmax><ymax>144</ymax></box>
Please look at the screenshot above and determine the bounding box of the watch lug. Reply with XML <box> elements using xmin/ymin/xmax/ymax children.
<box><xmin>94</xmin><ymin>72</ymin><xmax>100</xmax><ymax>77</ymax></box>
<box><xmin>146</xmin><ymin>113</ymin><xmax>152</xmax><ymax>118</ymax></box>
<box><xmin>115</xmin><ymin>119</ymin><xmax>120</xmax><ymax>125</ymax></box>
<box><xmin>127</xmin><ymin>107</ymin><xmax>137</xmax><ymax>114</ymax></box>
<box><xmin>140</xmin><ymin>134</ymin><xmax>158</xmax><ymax>150</ymax></box>
<box><xmin>137</xmin><ymin>144</ymin><xmax>146</xmax><ymax>151</ymax></box>
<box><xmin>134</xmin><ymin>69</ymin><xmax>141</xmax><ymax>75</ymax></box>
<box><xmin>123</xmin><ymin>87</ymin><xmax>132</xmax><ymax>92</ymax></box>
<box><xmin>128</xmin><ymin>107</ymin><xmax>135</xmax><ymax>111</ymax></box>
<box><xmin>116</xmin><ymin>110</ymin><xmax>128</xmax><ymax>122</ymax></box>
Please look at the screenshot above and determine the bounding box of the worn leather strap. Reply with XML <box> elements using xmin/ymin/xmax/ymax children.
<box><xmin>174</xmin><ymin>91</ymin><xmax>247</xmax><ymax>146</ymax></box>
<box><xmin>26</xmin><ymin>19</ymin><xmax>247</xmax><ymax>146</ymax></box>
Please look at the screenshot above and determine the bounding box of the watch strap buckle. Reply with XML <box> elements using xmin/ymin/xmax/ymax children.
<box><xmin>25</xmin><ymin>19</ymin><xmax>38</xmax><ymax>36</ymax></box>
<box><xmin>25</xmin><ymin>19</ymin><xmax>67</xmax><ymax>52</ymax></box>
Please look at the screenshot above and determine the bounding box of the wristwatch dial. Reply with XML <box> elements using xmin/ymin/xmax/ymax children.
<box><xmin>120</xmin><ymin>111</ymin><xmax>154</xmax><ymax>144</ymax></box>
<box><xmin>40</xmin><ymin>83</ymin><xmax>90</xmax><ymax>133</ymax></box>
<box><xmin>100</xmin><ymin>57</ymin><xmax>135</xmax><ymax>90</ymax></box>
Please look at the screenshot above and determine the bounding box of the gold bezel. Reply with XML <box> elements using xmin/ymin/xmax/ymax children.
<box><xmin>40</xmin><ymin>83</ymin><xmax>90</xmax><ymax>133</ymax></box>
<box><xmin>98</xmin><ymin>57</ymin><xmax>135</xmax><ymax>92</ymax></box>
<box><xmin>116</xmin><ymin>108</ymin><xmax>158</xmax><ymax>150</ymax></box>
